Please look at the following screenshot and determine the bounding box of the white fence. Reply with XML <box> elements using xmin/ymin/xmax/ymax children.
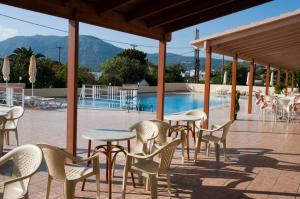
<box><xmin>80</xmin><ymin>84</ymin><xmax>139</xmax><ymax>110</ymax></box>
<box><xmin>0</xmin><ymin>86</ymin><xmax>25</xmax><ymax>107</ymax></box>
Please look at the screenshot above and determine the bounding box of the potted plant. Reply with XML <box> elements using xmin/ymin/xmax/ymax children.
<box><xmin>234</xmin><ymin>90</ymin><xmax>240</xmax><ymax>120</ymax></box>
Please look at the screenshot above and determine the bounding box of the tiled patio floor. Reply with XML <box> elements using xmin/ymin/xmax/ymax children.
<box><xmin>1</xmin><ymin>99</ymin><xmax>300</xmax><ymax>199</ymax></box>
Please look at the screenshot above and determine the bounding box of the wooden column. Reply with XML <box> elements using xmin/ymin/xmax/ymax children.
<box><xmin>277</xmin><ymin>68</ymin><xmax>281</xmax><ymax>86</ymax></box>
<box><xmin>67</xmin><ymin>19</ymin><xmax>79</xmax><ymax>156</ymax></box>
<box><xmin>285</xmin><ymin>70</ymin><xmax>289</xmax><ymax>89</ymax></box>
<box><xmin>265</xmin><ymin>64</ymin><xmax>270</xmax><ymax>96</ymax></box>
<box><xmin>230</xmin><ymin>54</ymin><xmax>237</xmax><ymax>121</ymax></box>
<box><xmin>203</xmin><ymin>46</ymin><xmax>211</xmax><ymax>128</ymax></box>
<box><xmin>292</xmin><ymin>72</ymin><xmax>295</xmax><ymax>91</ymax></box>
<box><xmin>248</xmin><ymin>59</ymin><xmax>254</xmax><ymax>114</ymax></box>
<box><xmin>156</xmin><ymin>40</ymin><xmax>166</xmax><ymax>120</ymax></box>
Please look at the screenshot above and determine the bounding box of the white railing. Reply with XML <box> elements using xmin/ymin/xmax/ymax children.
<box><xmin>0</xmin><ymin>86</ymin><xmax>25</xmax><ymax>107</ymax></box>
<box><xmin>80</xmin><ymin>84</ymin><xmax>139</xmax><ymax>110</ymax></box>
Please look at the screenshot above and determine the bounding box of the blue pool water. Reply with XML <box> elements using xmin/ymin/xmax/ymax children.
<box><xmin>78</xmin><ymin>92</ymin><xmax>229</xmax><ymax>114</ymax></box>
<box><xmin>139</xmin><ymin>92</ymin><xmax>228</xmax><ymax>114</ymax></box>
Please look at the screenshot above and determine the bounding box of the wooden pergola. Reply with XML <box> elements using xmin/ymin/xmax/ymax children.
<box><xmin>0</xmin><ymin>0</ymin><xmax>271</xmax><ymax>155</ymax></box>
<box><xmin>192</xmin><ymin>9</ymin><xmax>300</xmax><ymax>124</ymax></box>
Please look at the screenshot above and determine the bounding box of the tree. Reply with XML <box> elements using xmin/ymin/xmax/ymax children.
<box><xmin>223</xmin><ymin>62</ymin><xmax>248</xmax><ymax>85</ymax></box>
<box><xmin>99</xmin><ymin>51</ymin><xmax>148</xmax><ymax>85</ymax></box>
<box><xmin>117</xmin><ymin>49</ymin><xmax>147</xmax><ymax>65</ymax></box>
<box><xmin>165</xmin><ymin>64</ymin><xmax>186</xmax><ymax>82</ymax></box>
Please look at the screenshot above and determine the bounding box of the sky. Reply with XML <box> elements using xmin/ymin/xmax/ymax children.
<box><xmin>0</xmin><ymin>0</ymin><xmax>300</xmax><ymax>58</ymax></box>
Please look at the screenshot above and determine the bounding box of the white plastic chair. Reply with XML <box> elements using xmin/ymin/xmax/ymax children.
<box><xmin>122</xmin><ymin>138</ymin><xmax>181</xmax><ymax>199</ymax></box>
<box><xmin>0</xmin><ymin>117</ymin><xmax>7</xmax><ymax>155</ymax></box>
<box><xmin>4</xmin><ymin>106</ymin><xmax>24</xmax><ymax>146</ymax></box>
<box><xmin>129</xmin><ymin>121</ymin><xmax>159</xmax><ymax>155</ymax></box>
<box><xmin>194</xmin><ymin>121</ymin><xmax>232</xmax><ymax>164</ymax></box>
<box><xmin>38</xmin><ymin>144</ymin><xmax>100</xmax><ymax>199</ymax></box>
<box><xmin>0</xmin><ymin>144</ymin><xmax>43</xmax><ymax>199</ymax></box>
<box><xmin>150</xmin><ymin>120</ymin><xmax>172</xmax><ymax>148</ymax></box>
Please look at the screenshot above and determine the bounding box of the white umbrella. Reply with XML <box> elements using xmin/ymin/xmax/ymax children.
<box><xmin>223</xmin><ymin>71</ymin><xmax>227</xmax><ymax>85</ymax></box>
<box><xmin>2</xmin><ymin>56</ymin><xmax>10</xmax><ymax>85</ymax></box>
<box><xmin>270</xmin><ymin>71</ymin><xmax>274</xmax><ymax>87</ymax></box>
<box><xmin>246</xmin><ymin>72</ymin><xmax>250</xmax><ymax>86</ymax></box>
<box><xmin>29</xmin><ymin>55</ymin><xmax>37</xmax><ymax>96</ymax></box>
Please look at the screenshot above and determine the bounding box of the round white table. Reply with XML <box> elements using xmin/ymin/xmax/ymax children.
<box><xmin>165</xmin><ymin>113</ymin><xmax>205</xmax><ymax>161</ymax></box>
<box><xmin>82</xmin><ymin>129</ymin><xmax>136</xmax><ymax>199</ymax></box>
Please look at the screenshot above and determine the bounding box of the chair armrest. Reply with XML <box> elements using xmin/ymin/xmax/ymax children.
<box><xmin>76</xmin><ymin>154</ymin><xmax>98</xmax><ymax>163</ymax></box>
<box><xmin>0</xmin><ymin>152</ymin><xmax>12</xmax><ymax>166</ymax></box>
<box><xmin>57</xmin><ymin>148</ymin><xmax>77</xmax><ymax>162</ymax></box>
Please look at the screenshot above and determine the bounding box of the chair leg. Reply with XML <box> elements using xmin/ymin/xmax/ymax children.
<box><xmin>206</xmin><ymin>143</ymin><xmax>210</xmax><ymax>157</ymax></box>
<box><xmin>223</xmin><ymin>141</ymin><xmax>227</xmax><ymax>161</ymax></box>
<box><xmin>14</xmin><ymin>129</ymin><xmax>19</xmax><ymax>146</ymax></box>
<box><xmin>122</xmin><ymin>171</ymin><xmax>128</xmax><ymax>199</ymax></box>
<box><xmin>166</xmin><ymin>173</ymin><xmax>172</xmax><ymax>196</ymax></box>
<box><xmin>95</xmin><ymin>172</ymin><xmax>100</xmax><ymax>199</ymax></box>
<box><xmin>215</xmin><ymin>143</ymin><xmax>220</xmax><ymax>166</ymax></box>
<box><xmin>180</xmin><ymin>130</ymin><xmax>185</xmax><ymax>163</ymax></box>
<box><xmin>46</xmin><ymin>175</ymin><xmax>52</xmax><ymax>199</ymax></box>
<box><xmin>5</xmin><ymin>132</ymin><xmax>9</xmax><ymax>145</ymax></box>
<box><xmin>194</xmin><ymin>135</ymin><xmax>201</xmax><ymax>162</ymax></box>
<box><xmin>63</xmin><ymin>181</ymin><xmax>76</xmax><ymax>199</ymax></box>
<box><xmin>149</xmin><ymin>175</ymin><xmax>157</xmax><ymax>199</ymax></box>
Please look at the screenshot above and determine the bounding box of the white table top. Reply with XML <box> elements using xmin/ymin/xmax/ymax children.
<box><xmin>82</xmin><ymin>129</ymin><xmax>136</xmax><ymax>142</ymax></box>
<box><xmin>0</xmin><ymin>106</ymin><xmax>11</xmax><ymax>116</ymax></box>
<box><xmin>165</xmin><ymin>114</ymin><xmax>205</xmax><ymax>122</ymax></box>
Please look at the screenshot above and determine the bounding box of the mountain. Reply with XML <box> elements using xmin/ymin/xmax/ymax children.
<box><xmin>0</xmin><ymin>35</ymin><xmax>123</xmax><ymax>70</ymax></box>
<box><xmin>0</xmin><ymin>35</ymin><xmax>226</xmax><ymax>71</ymax></box>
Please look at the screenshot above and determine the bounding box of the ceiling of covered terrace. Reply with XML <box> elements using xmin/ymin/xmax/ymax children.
<box><xmin>0</xmin><ymin>0</ymin><xmax>270</xmax><ymax>41</ymax></box>
<box><xmin>191</xmin><ymin>9</ymin><xmax>300</xmax><ymax>71</ymax></box>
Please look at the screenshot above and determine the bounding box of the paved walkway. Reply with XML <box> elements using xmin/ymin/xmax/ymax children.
<box><xmin>1</xmin><ymin>99</ymin><xmax>300</xmax><ymax>199</ymax></box>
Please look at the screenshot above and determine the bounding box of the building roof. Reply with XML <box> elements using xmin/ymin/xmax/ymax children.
<box><xmin>191</xmin><ymin>9</ymin><xmax>300</xmax><ymax>71</ymax></box>
<box><xmin>1</xmin><ymin>0</ymin><xmax>270</xmax><ymax>41</ymax></box>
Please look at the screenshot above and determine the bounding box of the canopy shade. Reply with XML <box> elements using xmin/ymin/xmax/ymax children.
<box><xmin>1</xmin><ymin>0</ymin><xmax>270</xmax><ymax>41</ymax></box>
<box><xmin>191</xmin><ymin>9</ymin><xmax>300</xmax><ymax>71</ymax></box>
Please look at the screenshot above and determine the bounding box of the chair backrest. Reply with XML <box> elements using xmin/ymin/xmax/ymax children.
<box><xmin>220</xmin><ymin>121</ymin><xmax>233</xmax><ymax>142</ymax></box>
<box><xmin>185</xmin><ymin>110</ymin><xmax>207</xmax><ymax>129</ymax></box>
<box><xmin>38</xmin><ymin>144</ymin><xmax>68</xmax><ymax>181</ymax></box>
<box><xmin>150</xmin><ymin>120</ymin><xmax>170</xmax><ymax>145</ymax></box>
<box><xmin>7</xmin><ymin>106</ymin><xmax>24</xmax><ymax>125</ymax></box>
<box><xmin>6</xmin><ymin>144</ymin><xmax>42</xmax><ymax>192</ymax></box>
<box><xmin>129</xmin><ymin>121</ymin><xmax>159</xmax><ymax>154</ymax></box>
<box><xmin>0</xmin><ymin>116</ymin><xmax>7</xmax><ymax>130</ymax></box>
<box><xmin>157</xmin><ymin>138</ymin><xmax>181</xmax><ymax>174</ymax></box>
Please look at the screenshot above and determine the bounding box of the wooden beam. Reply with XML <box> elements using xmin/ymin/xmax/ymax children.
<box><xmin>230</xmin><ymin>53</ymin><xmax>238</xmax><ymax>121</ymax></box>
<box><xmin>96</xmin><ymin>0</ymin><xmax>132</xmax><ymax>14</ymax></box>
<box><xmin>285</xmin><ymin>70</ymin><xmax>289</xmax><ymax>89</ymax></box>
<box><xmin>156</xmin><ymin>40</ymin><xmax>167</xmax><ymax>120</ymax></box>
<box><xmin>292</xmin><ymin>72</ymin><xmax>295</xmax><ymax>91</ymax></box>
<box><xmin>125</xmin><ymin>0</ymin><xmax>189</xmax><ymax>22</ymax></box>
<box><xmin>67</xmin><ymin>18</ymin><xmax>79</xmax><ymax>156</ymax></box>
<box><xmin>164</xmin><ymin>0</ymin><xmax>271</xmax><ymax>32</ymax></box>
<box><xmin>248</xmin><ymin>59</ymin><xmax>254</xmax><ymax>114</ymax></box>
<box><xmin>203</xmin><ymin>46</ymin><xmax>212</xmax><ymax>128</ymax></box>
<box><xmin>146</xmin><ymin>0</ymin><xmax>233</xmax><ymax>28</ymax></box>
<box><xmin>277</xmin><ymin>68</ymin><xmax>281</xmax><ymax>85</ymax></box>
<box><xmin>265</xmin><ymin>64</ymin><xmax>270</xmax><ymax>96</ymax></box>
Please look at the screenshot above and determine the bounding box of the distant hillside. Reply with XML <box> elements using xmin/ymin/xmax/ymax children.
<box><xmin>0</xmin><ymin>35</ymin><xmax>227</xmax><ymax>71</ymax></box>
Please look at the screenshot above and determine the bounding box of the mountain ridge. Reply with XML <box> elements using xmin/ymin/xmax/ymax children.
<box><xmin>0</xmin><ymin>35</ymin><xmax>225</xmax><ymax>71</ymax></box>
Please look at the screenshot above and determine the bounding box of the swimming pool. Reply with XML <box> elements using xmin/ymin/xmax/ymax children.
<box><xmin>78</xmin><ymin>92</ymin><xmax>229</xmax><ymax>114</ymax></box>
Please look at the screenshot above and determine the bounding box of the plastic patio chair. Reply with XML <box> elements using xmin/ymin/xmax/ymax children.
<box><xmin>0</xmin><ymin>144</ymin><xmax>43</xmax><ymax>199</ymax></box>
<box><xmin>194</xmin><ymin>121</ymin><xmax>233</xmax><ymax>164</ymax></box>
<box><xmin>122</xmin><ymin>138</ymin><xmax>181</xmax><ymax>199</ymax></box>
<box><xmin>150</xmin><ymin>120</ymin><xmax>172</xmax><ymax>148</ymax></box>
<box><xmin>38</xmin><ymin>144</ymin><xmax>100</xmax><ymax>199</ymax></box>
<box><xmin>0</xmin><ymin>116</ymin><xmax>7</xmax><ymax>155</ymax></box>
<box><xmin>4</xmin><ymin>106</ymin><xmax>24</xmax><ymax>146</ymax></box>
<box><xmin>129</xmin><ymin>120</ymin><xmax>159</xmax><ymax>155</ymax></box>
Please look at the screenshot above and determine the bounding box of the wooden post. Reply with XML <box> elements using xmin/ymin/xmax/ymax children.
<box><xmin>203</xmin><ymin>46</ymin><xmax>211</xmax><ymax>128</ymax></box>
<box><xmin>156</xmin><ymin>39</ymin><xmax>166</xmax><ymax>120</ymax></box>
<box><xmin>292</xmin><ymin>72</ymin><xmax>295</xmax><ymax>92</ymax></box>
<box><xmin>265</xmin><ymin>64</ymin><xmax>270</xmax><ymax>96</ymax></box>
<box><xmin>230</xmin><ymin>54</ymin><xmax>237</xmax><ymax>121</ymax></box>
<box><xmin>67</xmin><ymin>18</ymin><xmax>79</xmax><ymax>156</ymax></box>
<box><xmin>285</xmin><ymin>70</ymin><xmax>289</xmax><ymax>90</ymax></box>
<box><xmin>248</xmin><ymin>59</ymin><xmax>254</xmax><ymax>114</ymax></box>
<box><xmin>277</xmin><ymin>68</ymin><xmax>281</xmax><ymax>86</ymax></box>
